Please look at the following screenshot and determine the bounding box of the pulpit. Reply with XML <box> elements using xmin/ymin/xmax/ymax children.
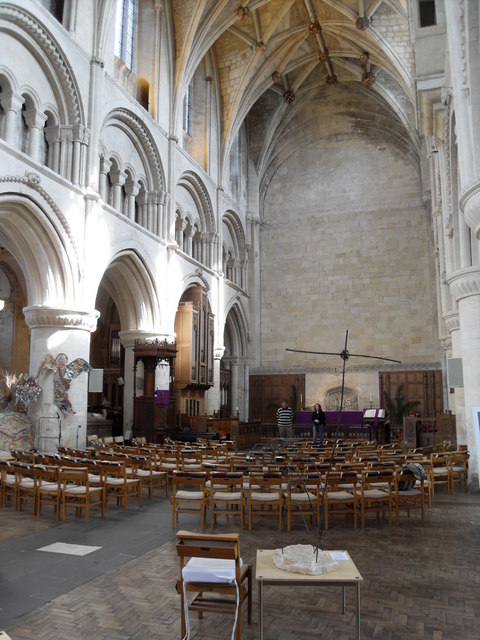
<box><xmin>133</xmin><ymin>339</ymin><xmax>176</xmax><ymax>443</ymax></box>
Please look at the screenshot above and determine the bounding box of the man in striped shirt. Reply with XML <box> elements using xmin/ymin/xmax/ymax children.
<box><xmin>277</xmin><ymin>399</ymin><xmax>294</xmax><ymax>439</ymax></box>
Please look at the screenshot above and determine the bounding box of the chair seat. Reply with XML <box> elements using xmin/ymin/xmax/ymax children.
<box><xmin>286</xmin><ymin>491</ymin><xmax>317</xmax><ymax>502</ymax></box>
<box><xmin>212</xmin><ymin>491</ymin><xmax>243</xmax><ymax>501</ymax></box>
<box><xmin>18</xmin><ymin>478</ymin><xmax>35</xmax><ymax>488</ymax></box>
<box><xmin>327</xmin><ymin>490</ymin><xmax>354</xmax><ymax>500</ymax></box>
<box><xmin>182</xmin><ymin>557</ymin><xmax>243</xmax><ymax>583</ymax></box>
<box><xmin>39</xmin><ymin>481</ymin><xmax>59</xmax><ymax>492</ymax></box>
<box><xmin>363</xmin><ymin>488</ymin><xmax>389</xmax><ymax>498</ymax></box>
<box><xmin>175</xmin><ymin>490</ymin><xmax>205</xmax><ymax>500</ymax></box>
<box><xmin>250</xmin><ymin>491</ymin><xmax>281</xmax><ymax>501</ymax></box>
<box><xmin>106</xmin><ymin>477</ymin><xmax>138</xmax><ymax>486</ymax></box>
<box><xmin>397</xmin><ymin>488</ymin><xmax>422</xmax><ymax>496</ymax></box>
<box><xmin>64</xmin><ymin>485</ymin><xmax>103</xmax><ymax>495</ymax></box>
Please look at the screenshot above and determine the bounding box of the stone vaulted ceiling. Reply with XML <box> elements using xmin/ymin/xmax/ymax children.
<box><xmin>172</xmin><ymin>0</ymin><xmax>419</xmax><ymax>184</ymax></box>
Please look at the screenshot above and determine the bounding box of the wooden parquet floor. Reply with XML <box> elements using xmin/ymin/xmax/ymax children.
<box><xmin>2</xmin><ymin>490</ymin><xmax>480</xmax><ymax>640</ymax></box>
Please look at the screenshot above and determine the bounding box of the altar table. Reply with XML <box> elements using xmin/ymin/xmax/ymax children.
<box><xmin>255</xmin><ymin>548</ymin><xmax>363</xmax><ymax>639</ymax></box>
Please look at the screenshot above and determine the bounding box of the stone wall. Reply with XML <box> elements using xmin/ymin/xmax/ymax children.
<box><xmin>259</xmin><ymin>134</ymin><xmax>439</xmax><ymax>375</ymax></box>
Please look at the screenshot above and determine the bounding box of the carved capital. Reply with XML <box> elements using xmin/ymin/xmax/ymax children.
<box><xmin>460</xmin><ymin>180</ymin><xmax>480</xmax><ymax>237</ymax></box>
<box><xmin>23</xmin><ymin>306</ymin><xmax>100</xmax><ymax>332</ymax></box>
<box><xmin>23</xmin><ymin>108</ymin><xmax>47</xmax><ymax>130</ymax></box>
<box><xmin>442</xmin><ymin>310</ymin><xmax>460</xmax><ymax>333</ymax></box>
<box><xmin>446</xmin><ymin>267</ymin><xmax>480</xmax><ymax>302</ymax></box>
<box><xmin>0</xmin><ymin>90</ymin><xmax>24</xmax><ymax>113</ymax></box>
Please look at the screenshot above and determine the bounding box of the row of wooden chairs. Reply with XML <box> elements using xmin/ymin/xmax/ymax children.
<box><xmin>0</xmin><ymin>461</ymin><xmax>104</xmax><ymax>522</ymax></box>
<box><xmin>170</xmin><ymin>467</ymin><xmax>426</xmax><ymax>532</ymax></box>
<box><xmin>0</xmin><ymin>452</ymin><xmax>170</xmax><ymax>521</ymax></box>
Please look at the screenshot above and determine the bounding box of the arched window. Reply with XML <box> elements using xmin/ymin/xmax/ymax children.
<box><xmin>115</xmin><ymin>0</ymin><xmax>136</xmax><ymax>70</ymax></box>
<box><xmin>183</xmin><ymin>82</ymin><xmax>192</xmax><ymax>135</ymax></box>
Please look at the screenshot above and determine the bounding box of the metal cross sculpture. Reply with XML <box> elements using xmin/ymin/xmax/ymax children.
<box><xmin>285</xmin><ymin>329</ymin><xmax>401</xmax><ymax>553</ymax></box>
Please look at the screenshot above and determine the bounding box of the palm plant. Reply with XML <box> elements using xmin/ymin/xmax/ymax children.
<box><xmin>383</xmin><ymin>384</ymin><xmax>420</xmax><ymax>426</ymax></box>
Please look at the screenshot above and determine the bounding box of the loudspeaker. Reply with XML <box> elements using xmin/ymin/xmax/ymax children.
<box><xmin>88</xmin><ymin>368</ymin><xmax>104</xmax><ymax>392</ymax></box>
<box><xmin>447</xmin><ymin>358</ymin><xmax>463</xmax><ymax>387</ymax></box>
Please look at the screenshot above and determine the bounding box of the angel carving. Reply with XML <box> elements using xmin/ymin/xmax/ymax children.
<box><xmin>36</xmin><ymin>353</ymin><xmax>92</xmax><ymax>414</ymax></box>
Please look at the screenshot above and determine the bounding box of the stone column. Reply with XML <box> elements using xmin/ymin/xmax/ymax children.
<box><xmin>72</xmin><ymin>124</ymin><xmax>90</xmax><ymax>186</ymax></box>
<box><xmin>0</xmin><ymin>90</ymin><xmax>24</xmax><ymax>145</ymax></box>
<box><xmin>124</xmin><ymin>178</ymin><xmax>140</xmax><ymax>221</ymax></box>
<box><xmin>23</xmin><ymin>109</ymin><xmax>47</xmax><ymax>162</ymax></box>
<box><xmin>23</xmin><ymin>306</ymin><xmax>99</xmax><ymax>451</ymax></box>
<box><xmin>146</xmin><ymin>190</ymin><xmax>159</xmax><ymax>233</ymax></box>
<box><xmin>98</xmin><ymin>157</ymin><xmax>112</xmax><ymax>201</ymax></box>
<box><xmin>167</xmin><ymin>135</ymin><xmax>178</xmax><ymax>244</ymax></box>
<box><xmin>242</xmin><ymin>361</ymin><xmax>250</xmax><ymax>421</ymax></box>
<box><xmin>158</xmin><ymin>189</ymin><xmax>168</xmax><ymax>239</ymax></box>
<box><xmin>205</xmin><ymin>347</ymin><xmax>224</xmax><ymax>415</ymax></box>
<box><xmin>44</xmin><ymin>125</ymin><xmax>61</xmax><ymax>174</ymax></box>
<box><xmin>109</xmin><ymin>169</ymin><xmax>127</xmax><ymax>213</ymax></box>
<box><xmin>230</xmin><ymin>359</ymin><xmax>239</xmax><ymax>419</ymax></box>
<box><xmin>443</xmin><ymin>310</ymin><xmax>466</xmax><ymax>442</ymax></box>
<box><xmin>447</xmin><ymin>267</ymin><xmax>480</xmax><ymax>486</ymax></box>
<box><xmin>59</xmin><ymin>125</ymin><xmax>73</xmax><ymax>182</ymax></box>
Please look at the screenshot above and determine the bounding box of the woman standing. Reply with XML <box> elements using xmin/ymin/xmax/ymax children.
<box><xmin>312</xmin><ymin>403</ymin><xmax>326</xmax><ymax>444</ymax></box>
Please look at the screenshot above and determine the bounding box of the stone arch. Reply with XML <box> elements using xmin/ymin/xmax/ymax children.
<box><xmin>99</xmin><ymin>250</ymin><xmax>161</xmax><ymax>332</ymax></box>
<box><xmin>224</xmin><ymin>297</ymin><xmax>249</xmax><ymax>358</ymax></box>
<box><xmin>0</xmin><ymin>4</ymin><xmax>84</xmax><ymax>124</ymax></box>
<box><xmin>222</xmin><ymin>209</ymin><xmax>246</xmax><ymax>262</ymax></box>
<box><xmin>177</xmin><ymin>171</ymin><xmax>215</xmax><ymax>233</ymax></box>
<box><xmin>0</xmin><ymin>187</ymin><xmax>77</xmax><ymax>308</ymax></box>
<box><xmin>100</xmin><ymin>108</ymin><xmax>165</xmax><ymax>192</ymax></box>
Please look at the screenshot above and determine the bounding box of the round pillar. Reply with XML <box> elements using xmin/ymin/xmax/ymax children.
<box><xmin>447</xmin><ymin>267</ymin><xmax>480</xmax><ymax>487</ymax></box>
<box><xmin>23</xmin><ymin>306</ymin><xmax>99</xmax><ymax>451</ymax></box>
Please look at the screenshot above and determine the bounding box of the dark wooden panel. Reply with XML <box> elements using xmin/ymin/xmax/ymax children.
<box><xmin>379</xmin><ymin>369</ymin><xmax>443</xmax><ymax>418</ymax></box>
<box><xmin>249</xmin><ymin>373</ymin><xmax>305</xmax><ymax>422</ymax></box>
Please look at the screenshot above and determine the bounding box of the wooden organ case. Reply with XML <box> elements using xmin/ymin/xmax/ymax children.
<box><xmin>174</xmin><ymin>287</ymin><xmax>214</xmax><ymax>418</ymax></box>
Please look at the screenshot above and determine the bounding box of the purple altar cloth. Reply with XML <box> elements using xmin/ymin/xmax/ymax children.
<box><xmin>295</xmin><ymin>410</ymin><xmax>364</xmax><ymax>426</ymax></box>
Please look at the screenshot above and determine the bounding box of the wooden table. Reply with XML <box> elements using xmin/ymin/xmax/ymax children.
<box><xmin>255</xmin><ymin>548</ymin><xmax>363</xmax><ymax>639</ymax></box>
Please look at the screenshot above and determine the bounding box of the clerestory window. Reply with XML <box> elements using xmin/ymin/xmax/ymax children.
<box><xmin>183</xmin><ymin>82</ymin><xmax>192</xmax><ymax>135</ymax></box>
<box><xmin>114</xmin><ymin>0</ymin><xmax>136</xmax><ymax>70</ymax></box>
<box><xmin>418</xmin><ymin>0</ymin><xmax>436</xmax><ymax>28</ymax></box>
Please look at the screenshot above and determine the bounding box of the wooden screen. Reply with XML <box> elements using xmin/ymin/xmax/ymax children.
<box><xmin>249</xmin><ymin>374</ymin><xmax>305</xmax><ymax>423</ymax></box>
<box><xmin>379</xmin><ymin>370</ymin><xmax>443</xmax><ymax>417</ymax></box>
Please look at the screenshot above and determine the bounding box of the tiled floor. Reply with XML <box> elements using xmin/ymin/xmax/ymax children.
<box><xmin>1</xmin><ymin>488</ymin><xmax>480</xmax><ymax>639</ymax></box>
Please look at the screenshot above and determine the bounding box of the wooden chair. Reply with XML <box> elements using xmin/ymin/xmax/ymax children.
<box><xmin>130</xmin><ymin>454</ymin><xmax>168</xmax><ymax>499</ymax></box>
<box><xmin>283</xmin><ymin>474</ymin><xmax>322</xmax><ymax>532</ymax></box>
<box><xmin>394</xmin><ymin>468</ymin><xmax>425</xmax><ymax>526</ymax></box>
<box><xmin>247</xmin><ymin>471</ymin><xmax>284</xmax><ymax>530</ymax></box>
<box><xmin>450</xmin><ymin>450</ymin><xmax>469</xmax><ymax>493</ymax></box>
<box><xmin>36</xmin><ymin>464</ymin><xmax>61</xmax><ymax>518</ymax></box>
<box><xmin>171</xmin><ymin>471</ymin><xmax>208</xmax><ymax>529</ymax></box>
<box><xmin>176</xmin><ymin>530</ymin><xmax>252</xmax><ymax>640</ymax></box>
<box><xmin>431</xmin><ymin>452</ymin><xmax>452</xmax><ymax>494</ymax></box>
<box><xmin>209</xmin><ymin>472</ymin><xmax>244</xmax><ymax>529</ymax></box>
<box><xmin>358</xmin><ymin>469</ymin><xmax>394</xmax><ymax>528</ymax></box>
<box><xmin>59</xmin><ymin>466</ymin><xmax>105</xmax><ymax>523</ymax></box>
<box><xmin>100</xmin><ymin>460</ymin><xmax>142</xmax><ymax>510</ymax></box>
<box><xmin>0</xmin><ymin>459</ymin><xmax>17</xmax><ymax>508</ymax></box>
<box><xmin>324</xmin><ymin>471</ymin><xmax>358</xmax><ymax>530</ymax></box>
<box><xmin>14</xmin><ymin>463</ymin><xmax>37</xmax><ymax>513</ymax></box>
